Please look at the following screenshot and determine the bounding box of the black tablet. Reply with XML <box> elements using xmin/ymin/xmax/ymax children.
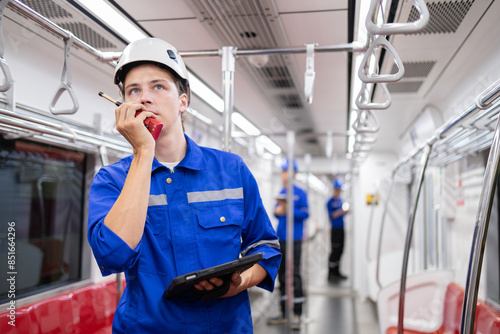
<box><xmin>163</xmin><ymin>253</ymin><xmax>264</xmax><ymax>300</ymax></box>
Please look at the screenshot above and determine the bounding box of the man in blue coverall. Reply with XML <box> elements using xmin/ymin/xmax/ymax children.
<box><xmin>327</xmin><ymin>178</ymin><xmax>349</xmax><ymax>282</ymax></box>
<box><xmin>267</xmin><ymin>159</ymin><xmax>308</xmax><ymax>329</ymax></box>
<box><xmin>87</xmin><ymin>38</ymin><xmax>281</xmax><ymax>333</ymax></box>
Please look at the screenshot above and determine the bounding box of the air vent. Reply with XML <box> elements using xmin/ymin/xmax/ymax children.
<box><xmin>407</xmin><ymin>0</ymin><xmax>475</xmax><ymax>34</ymax></box>
<box><xmin>391</xmin><ymin>61</ymin><xmax>436</xmax><ymax>78</ymax></box>
<box><xmin>21</xmin><ymin>0</ymin><xmax>72</xmax><ymax>19</ymax></box>
<box><xmin>186</xmin><ymin>0</ymin><xmax>320</xmax><ymax>153</ymax></box>
<box><xmin>304</xmin><ymin>137</ymin><xmax>319</xmax><ymax>144</ymax></box>
<box><xmin>257</xmin><ymin>66</ymin><xmax>295</xmax><ymax>89</ymax></box>
<box><xmin>59</xmin><ymin>22</ymin><xmax>116</xmax><ymax>49</ymax></box>
<box><xmin>277</xmin><ymin>94</ymin><xmax>304</xmax><ymax>109</ymax></box>
<box><xmin>386</xmin><ymin>81</ymin><xmax>423</xmax><ymax>94</ymax></box>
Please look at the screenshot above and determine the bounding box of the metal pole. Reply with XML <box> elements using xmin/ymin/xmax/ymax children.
<box><xmin>394</xmin><ymin>76</ymin><xmax>500</xmax><ymax>171</ymax></box>
<box><xmin>397</xmin><ymin>144</ymin><xmax>432</xmax><ymax>334</ymax></box>
<box><xmin>285</xmin><ymin>131</ymin><xmax>295</xmax><ymax>333</ymax></box>
<box><xmin>221</xmin><ymin>46</ymin><xmax>235</xmax><ymax>152</ymax></box>
<box><xmin>375</xmin><ymin>173</ymin><xmax>395</xmax><ymax>288</ymax></box>
<box><xmin>460</xmin><ymin>113</ymin><xmax>500</xmax><ymax>334</ymax></box>
<box><xmin>303</xmin><ymin>153</ymin><xmax>311</xmax><ymax>334</ymax></box>
<box><xmin>7</xmin><ymin>0</ymin><xmax>118</xmax><ymax>62</ymax></box>
<box><xmin>180</xmin><ymin>42</ymin><xmax>367</xmax><ymax>58</ymax></box>
<box><xmin>349</xmin><ymin>174</ymin><xmax>359</xmax><ymax>334</ymax></box>
<box><xmin>365</xmin><ymin>181</ymin><xmax>380</xmax><ymax>262</ymax></box>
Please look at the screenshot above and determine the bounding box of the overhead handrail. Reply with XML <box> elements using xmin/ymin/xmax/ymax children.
<box><xmin>304</xmin><ymin>43</ymin><xmax>316</xmax><ymax>104</ymax></box>
<box><xmin>355</xmin><ymin>82</ymin><xmax>392</xmax><ymax>110</ymax></box>
<box><xmin>366</xmin><ymin>0</ymin><xmax>430</xmax><ymax>36</ymax></box>
<box><xmin>0</xmin><ymin>0</ymin><xmax>13</xmax><ymax>92</ymax></box>
<box><xmin>358</xmin><ymin>36</ymin><xmax>405</xmax><ymax>83</ymax></box>
<box><xmin>392</xmin><ymin>78</ymin><xmax>500</xmax><ymax>171</ymax></box>
<box><xmin>353</xmin><ymin>109</ymin><xmax>380</xmax><ymax>134</ymax></box>
<box><xmin>49</xmin><ymin>34</ymin><xmax>79</xmax><ymax>115</ymax></box>
<box><xmin>475</xmin><ymin>77</ymin><xmax>500</xmax><ymax>110</ymax></box>
<box><xmin>0</xmin><ymin>105</ymin><xmax>132</xmax><ymax>154</ymax></box>
<box><xmin>460</xmin><ymin>100</ymin><xmax>500</xmax><ymax>334</ymax></box>
<box><xmin>7</xmin><ymin>0</ymin><xmax>118</xmax><ymax>63</ymax></box>
<box><xmin>397</xmin><ymin>144</ymin><xmax>432</xmax><ymax>334</ymax></box>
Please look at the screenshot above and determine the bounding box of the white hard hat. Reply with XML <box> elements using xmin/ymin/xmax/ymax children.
<box><xmin>114</xmin><ymin>38</ymin><xmax>190</xmax><ymax>101</ymax></box>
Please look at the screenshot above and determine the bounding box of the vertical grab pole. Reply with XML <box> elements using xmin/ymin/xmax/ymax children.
<box><xmin>303</xmin><ymin>153</ymin><xmax>311</xmax><ymax>334</ymax></box>
<box><xmin>460</xmin><ymin>115</ymin><xmax>500</xmax><ymax>334</ymax></box>
<box><xmin>285</xmin><ymin>131</ymin><xmax>295</xmax><ymax>333</ymax></box>
<box><xmin>397</xmin><ymin>144</ymin><xmax>432</xmax><ymax>334</ymax></box>
<box><xmin>221</xmin><ymin>46</ymin><xmax>235</xmax><ymax>152</ymax></box>
<box><xmin>375</xmin><ymin>173</ymin><xmax>395</xmax><ymax>288</ymax></box>
<box><xmin>366</xmin><ymin>181</ymin><xmax>380</xmax><ymax>262</ymax></box>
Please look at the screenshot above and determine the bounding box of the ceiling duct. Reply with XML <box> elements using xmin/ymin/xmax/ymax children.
<box><xmin>384</xmin><ymin>61</ymin><xmax>435</xmax><ymax>94</ymax></box>
<box><xmin>184</xmin><ymin>0</ymin><xmax>320</xmax><ymax>154</ymax></box>
<box><xmin>407</xmin><ymin>0</ymin><xmax>475</xmax><ymax>35</ymax></box>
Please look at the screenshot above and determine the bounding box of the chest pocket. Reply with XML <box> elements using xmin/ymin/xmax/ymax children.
<box><xmin>145</xmin><ymin>205</ymin><xmax>169</xmax><ymax>251</ymax></box>
<box><xmin>195</xmin><ymin>203</ymin><xmax>244</xmax><ymax>267</ymax></box>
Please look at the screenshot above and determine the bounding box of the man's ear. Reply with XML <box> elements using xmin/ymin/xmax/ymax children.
<box><xmin>179</xmin><ymin>93</ymin><xmax>188</xmax><ymax>113</ymax></box>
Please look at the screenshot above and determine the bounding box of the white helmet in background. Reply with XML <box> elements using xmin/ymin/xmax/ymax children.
<box><xmin>114</xmin><ymin>38</ymin><xmax>190</xmax><ymax>103</ymax></box>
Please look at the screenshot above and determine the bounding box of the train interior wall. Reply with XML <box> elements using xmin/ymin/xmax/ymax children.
<box><xmin>2</xmin><ymin>2</ymin><xmax>500</xmax><ymax>333</ymax></box>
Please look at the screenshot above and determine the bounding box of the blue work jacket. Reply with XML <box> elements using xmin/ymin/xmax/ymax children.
<box><xmin>88</xmin><ymin>135</ymin><xmax>281</xmax><ymax>333</ymax></box>
<box><xmin>275</xmin><ymin>184</ymin><xmax>309</xmax><ymax>240</ymax></box>
<box><xmin>327</xmin><ymin>196</ymin><xmax>345</xmax><ymax>229</ymax></box>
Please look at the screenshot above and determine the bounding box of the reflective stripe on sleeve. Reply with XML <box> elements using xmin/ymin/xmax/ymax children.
<box><xmin>240</xmin><ymin>239</ymin><xmax>280</xmax><ymax>257</ymax></box>
<box><xmin>187</xmin><ymin>187</ymin><xmax>243</xmax><ymax>203</ymax></box>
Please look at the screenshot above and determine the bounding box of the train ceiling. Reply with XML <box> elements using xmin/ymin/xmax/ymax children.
<box><xmin>6</xmin><ymin>0</ymin><xmax>500</xmax><ymax>162</ymax></box>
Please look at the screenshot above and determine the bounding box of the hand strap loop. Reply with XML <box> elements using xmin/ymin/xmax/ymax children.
<box><xmin>49</xmin><ymin>33</ymin><xmax>80</xmax><ymax>115</ymax></box>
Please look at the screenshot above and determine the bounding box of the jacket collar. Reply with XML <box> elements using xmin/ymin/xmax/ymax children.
<box><xmin>122</xmin><ymin>134</ymin><xmax>207</xmax><ymax>173</ymax></box>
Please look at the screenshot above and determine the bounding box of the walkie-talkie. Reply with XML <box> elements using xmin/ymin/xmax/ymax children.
<box><xmin>98</xmin><ymin>91</ymin><xmax>163</xmax><ymax>141</ymax></box>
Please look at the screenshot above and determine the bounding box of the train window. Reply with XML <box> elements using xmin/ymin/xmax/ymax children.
<box><xmin>0</xmin><ymin>136</ymin><xmax>86</xmax><ymax>303</ymax></box>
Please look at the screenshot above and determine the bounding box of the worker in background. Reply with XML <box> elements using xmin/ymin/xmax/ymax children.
<box><xmin>87</xmin><ymin>37</ymin><xmax>281</xmax><ymax>333</ymax></box>
<box><xmin>327</xmin><ymin>178</ymin><xmax>349</xmax><ymax>282</ymax></box>
<box><xmin>267</xmin><ymin>158</ymin><xmax>309</xmax><ymax>330</ymax></box>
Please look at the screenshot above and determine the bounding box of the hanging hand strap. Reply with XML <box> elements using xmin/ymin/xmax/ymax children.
<box><xmin>355</xmin><ymin>82</ymin><xmax>392</xmax><ymax>110</ymax></box>
<box><xmin>358</xmin><ymin>36</ymin><xmax>405</xmax><ymax>83</ymax></box>
<box><xmin>352</xmin><ymin>109</ymin><xmax>380</xmax><ymax>134</ymax></box>
<box><xmin>304</xmin><ymin>43</ymin><xmax>316</xmax><ymax>104</ymax></box>
<box><xmin>0</xmin><ymin>0</ymin><xmax>13</xmax><ymax>92</ymax></box>
<box><xmin>49</xmin><ymin>33</ymin><xmax>79</xmax><ymax>115</ymax></box>
<box><xmin>366</xmin><ymin>0</ymin><xmax>429</xmax><ymax>35</ymax></box>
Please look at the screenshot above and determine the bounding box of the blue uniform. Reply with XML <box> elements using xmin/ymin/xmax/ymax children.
<box><xmin>274</xmin><ymin>183</ymin><xmax>308</xmax><ymax>316</ymax></box>
<box><xmin>275</xmin><ymin>184</ymin><xmax>309</xmax><ymax>240</ymax></box>
<box><xmin>88</xmin><ymin>135</ymin><xmax>281</xmax><ymax>333</ymax></box>
<box><xmin>327</xmin><ymin>196</ymin><xmax>346</xmax><ymax>279</ymax></box>
<box><xmin>327</xmin><ymin>197</ymin><xmax>344</xmax><ymax>228</ymax></box>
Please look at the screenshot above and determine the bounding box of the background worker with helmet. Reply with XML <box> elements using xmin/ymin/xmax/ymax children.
<box><xmin>87</xmin><ymin>38</ymin><xmax>281</xmax><ymax>333</ymax></box>
<box><xmin>327</xmin><ymin>178</ymin><xmax>350</xmax><ymax>282</ymax></box>
<box><xmin>267</xmin><ymin>158</ymin><xmax>309</xmax><ymax>330</ymax></box>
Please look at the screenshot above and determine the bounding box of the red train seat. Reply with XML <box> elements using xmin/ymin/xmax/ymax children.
<box><xmin>386</xmin><ymin>283</ymin><xmax>500</xmax><ymax>334</ymax></box>
<box><xmin>0</xmin><ymin>278</ymin><xmax>123</xmax><ymax>334</ymax></box>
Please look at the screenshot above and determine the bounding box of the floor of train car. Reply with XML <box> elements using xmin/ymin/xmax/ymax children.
<box><xmin>249</xmin><ymin>230</ymin><xmax>380</xmax><ymax>334</ymax></box>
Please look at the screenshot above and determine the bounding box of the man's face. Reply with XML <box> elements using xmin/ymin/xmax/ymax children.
<box><xmin>123</xmin><ymin>63</ymin><xmax>188</xmax><ymax>133</ymax></box>
<box><xmin>281</xmin><ymin>170</ymin><xmax>296</xmax><ymax>185</ymax></box>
